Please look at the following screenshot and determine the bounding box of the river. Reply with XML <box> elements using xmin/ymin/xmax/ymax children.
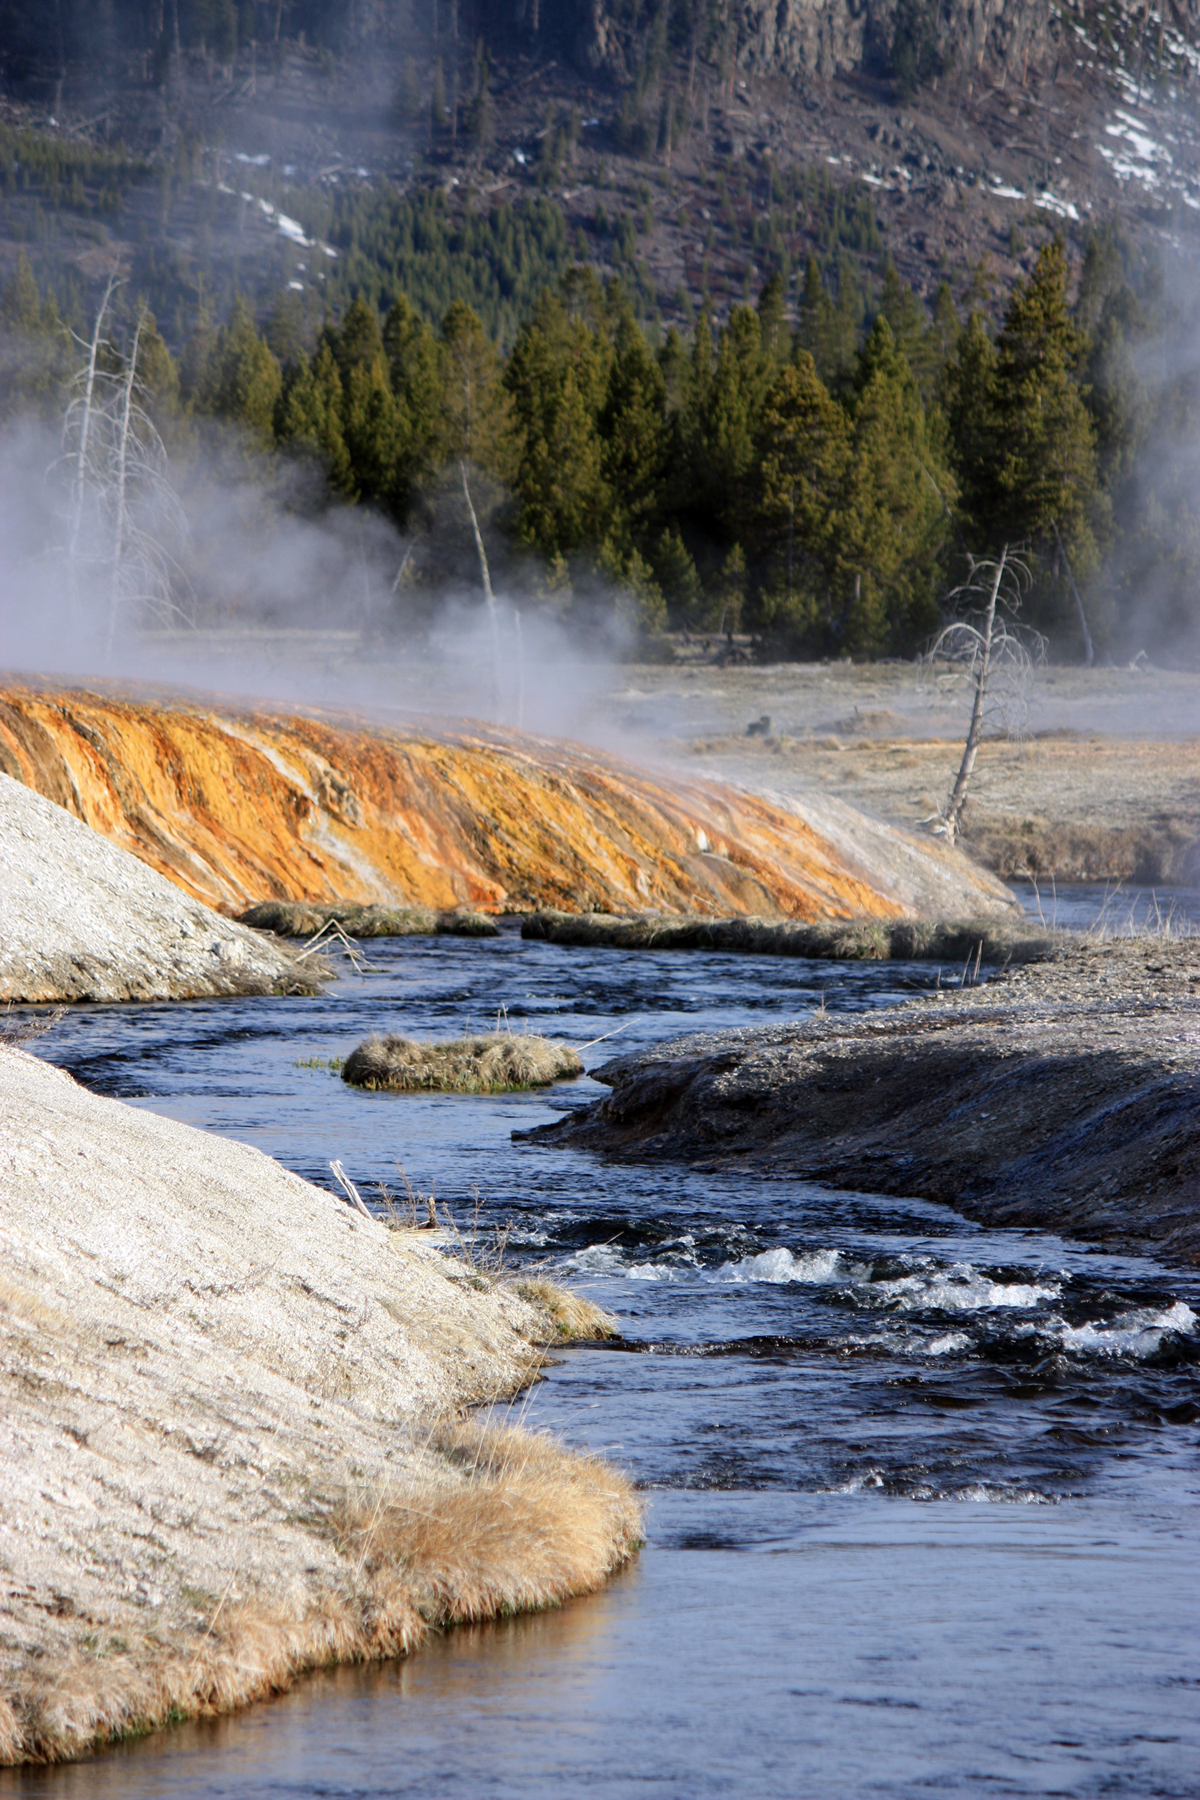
<box><xmin>6</xmin><ymin>925</ymin><xmax>1200</xmax><ymax>1798</ymax></box>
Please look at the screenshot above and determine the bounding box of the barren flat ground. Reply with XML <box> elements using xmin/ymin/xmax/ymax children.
<box><xmin>609</xmin><ymin>661</ymin><xmax>1200</xmax><ymax>885</ymax></box>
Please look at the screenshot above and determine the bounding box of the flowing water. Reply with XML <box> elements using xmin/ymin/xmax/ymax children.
<box><xmin>8</xmin><ymin>928</ymin><xmax>1200</xmax><ymax>1799</ymax></box>
<box><xmin>1006</xmin><ymin>880</ymin><xmax>1200</xmax><ymax>935</ymax></box>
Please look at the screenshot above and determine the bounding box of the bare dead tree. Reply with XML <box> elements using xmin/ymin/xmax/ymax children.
<box><xmin>918</xmin><ymin>548</ymin><xmax>1043</xmax><ymax>844</ymax></box>
<box><xmin>64</xmin><ymin>274</ymin><xmax>118</xmax><ymax>618</ymax></box>
<box><xmin>1052</xmin><ymin>520</ymin><xmax>1094</xmax><ymax>668</ymax></box>
<box><xmin>458</xmin><ymin>459</ymin><xmax>503</xmax><ymax>709</ymax></box>
<box><xmin>57</xmin><ymin>301</ymin><xmax>190</xmax><ymax>654</ymax></box>
<box><xmin>106</xmin><ymin>308</ymin><xmax>145</xmax><ymax>652</ymax></box>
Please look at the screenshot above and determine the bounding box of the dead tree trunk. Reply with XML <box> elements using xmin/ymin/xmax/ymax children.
<box><xmin>459</xmin><ymin>459</ymin><xmax>502</xmax><ymax>712</ymax></box>
<box><xmin>1053</xmin><ymin>520</ymin><xmax>1094</xmax><ymax>668</ymax></box>
<box><xmin>943</xmin><ymin>547</ymin><xmax>1007</xmax><ymax>843</ymax></box>
<box><xmin>67</xmin><ymin>276</ymin><xmax>117</xmax><ymax>603</ymax></box>
<box><xmin>107</xmin><ymin>311</ymin><xmax>146</xmax><ymax>655</ymax></box>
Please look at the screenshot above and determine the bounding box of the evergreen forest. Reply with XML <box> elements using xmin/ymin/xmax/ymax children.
<box><xmin>3</xmin><ymin>211</ymin><xmax>1198</xmax><ymax>662</ymax></box>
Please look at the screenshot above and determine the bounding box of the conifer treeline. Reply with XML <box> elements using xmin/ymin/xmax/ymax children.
<box><xmin>2</xmin><ymin>232</ymin><xmax>1195</xmax><ymax>659</ymax></box>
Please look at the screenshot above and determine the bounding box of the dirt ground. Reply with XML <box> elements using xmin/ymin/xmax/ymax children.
<box><xmin>609</xmin><ymin>661</ymin><xmax>1200</xmax><ymax>885</ymax></box>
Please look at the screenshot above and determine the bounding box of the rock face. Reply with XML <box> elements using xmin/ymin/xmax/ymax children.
<box><xmin>0</xmin><ymin>1047</ymin><xmax>639</xmax><ymax>1763</ymax></box>
<box><xmin>525</xmin><ymin>939</ymin><xmax>1200</xmax><ymax>1262</ymax></box>
<box><xmin>0</xmin><ymin>774</ymin><xmax>308</xmax><ymax>1004</ymax></box>
<box><xmin>566</xmin><ymin>0</ymin><xmax>1054</xmax><ymax>83</ymax></box>
<box><xmin>0</xmin><ymin>686</ymin><xmax>1018</xmax><ymax>924</ymax></box>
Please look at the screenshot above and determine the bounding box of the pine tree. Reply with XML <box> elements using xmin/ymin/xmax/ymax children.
<box><xmin>837</xmin><ymin>317</ymin><xmax>952</xmax><ymax>655</ymax></box>
<box><xmin>877</xmin><ymin>262</ymin><xmax>925</xmax><ymax>371</ymax></box>
<box><xmin>325</xmin><ymin>297</ymin><xmax>402</xmax><ymax>512</ymax></box>
<box><xmin>796</xmin><ymin>257</ymin><xmax>842</xmax><ymax>384</ymax></box>
<box><xmin>196</xmin><ymin>295</ymin><xmax>281</xmax><ymax>446</ymax></box>
<box><xmin>989</xmin><ymin>241</ymin><xmax>1099</xmax><ymax>553</ymax></box>
<box><xmin>132</xmin><ymin>309</ymin><xmax>180</xmax><ymax>438</ymax></box>
<box><xmin>757</xmin><ymin>269</ymin><xmax>790</xmax><ymax>372</ymax></box>
<box><xmin>0</xmin><ymin>253</ymin><xmax>69</xmax><ymax>420</ymax></box>
<box><xmin>942</xmin><ymin>310</ymin><xmax>999</xmax><ymax>550</ymax></box>
<box><xmin>265</xmin><ymin>291</ymin><xmax>307</xmax><ymax>370</ymax></box>
<box><xmin>599</xmin><ymin>309</ymin><xmax>669</xmax><ymax>553</ymax></box>
<box><xmin>650</xmin><ymin>524</ymin><xmax>704</xmax><ymax>627</ymax></box>
<box><xmin>382</xmin><ymin>293</ymin><xmax>443</xmax><ymax>507</ymax></box>
<box><xmin>694</xmin><ymin>303</ymin><xmax>770</xmax><ymax>539</ymax></box>
<box><xmin>438</xmin><ymin>299</ymin><xmax>515</xmax><ymax>652</ymax></box>
<box><xmin>927</xmin><ymin>280</ymin><xmax>962</xmax><ymax>378</ymax></box>
<box><xmin>438</xmin><ymin>299</ymin><xmax>512</xmax><ymax>477</ymax></box>
<box><xmin>277</xmin><ymin>341</ymin><xmax>354</xmax><ymax>496</ymax></box>
<box><xmin>505</xmin><ymin>292</ymin><xmax>610</xmax><ymax>556</ymax></box>
<box><xmin>752</xmin><ymin>353</ymin><xmax>848</xmax><ymax>634</ymax></box>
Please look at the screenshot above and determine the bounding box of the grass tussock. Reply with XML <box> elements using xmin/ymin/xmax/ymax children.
<box><xmin>0</xmin><ymin>1422</ymin><xmax>641</xmax><ymax>1766</ymax></box>
<box><xmin>514</xmin><ymin>1278</ymin><xmax>621</xmax><ymax>1341</ymax></box>
<box><xmin>521</xmin><ymin>909</ymin><xmax>1067</xmax><ymax>965</ymax></box>
<box><xmin>340</xmin><ymin>1420</ymin><xmax>642</xmax><ymax>1626</ymax></box>
<box><xmin>342</xmin><ymin>1033</ymin><xmax>583</xmax><ymax>1094</ymax></box>
<box><xmin>240</xmin><ymin>902</ymin><xmax>499</xmax><ymax>939</ymax></box>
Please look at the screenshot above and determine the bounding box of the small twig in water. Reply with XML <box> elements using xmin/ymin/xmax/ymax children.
<box><xmin>578</xmin><ymin>1017</ymin><xmax>638</xmax><ymax>1051</ymax></box>
<box><xmin>0</xmin><ymin>1004</ymin><xmax>66</xmax><ymax>1046</ymax></box>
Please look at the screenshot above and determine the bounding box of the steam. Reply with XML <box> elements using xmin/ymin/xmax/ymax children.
<box><xmin>0</xmin><ymin>404</ymin><xmax>634</xmax><ymax>745</ymax></box>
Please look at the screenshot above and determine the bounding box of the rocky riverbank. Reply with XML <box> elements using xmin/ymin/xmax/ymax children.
<box><xmin>0</xmin><ymin>1047</ymin><xmax>637</xmax><ymax>1764</ymax></box>
<box><xmin>526</xmin><ymin>937</ymin><xmax>1200</xmax><ymax>1263</ymax></box>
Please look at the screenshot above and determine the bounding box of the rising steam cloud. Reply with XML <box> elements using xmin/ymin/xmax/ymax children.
<box><xmin>0</xmin><ymin>403</ymin><xmax>636</xmax><ymax>745</ymax></box>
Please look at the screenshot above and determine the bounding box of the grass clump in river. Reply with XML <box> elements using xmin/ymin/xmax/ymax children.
<box><xmin>240</xmin><ymin>902</ymin><xmax>498</xmax><ymax>938</ymax></box>
<box><xmin>521</xmin><ymin>909</ymin><xmax>1067</xmax><ymax>964</ymax></box>
<box><xmin>342</xmin><ymin>1032</ymin><xmax>583</xmax><ymax>1094</ymax></box>
<box><xmin>514</xmin><ymin>1277</ymin><xmax>620</xmax><ymax>1340</ymax></box>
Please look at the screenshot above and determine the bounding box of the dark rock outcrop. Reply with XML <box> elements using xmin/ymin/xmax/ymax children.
<box><xmin>562</xmin><ymin>0</ymin><xmax>1055</xmax><ymax>83</ymax></box>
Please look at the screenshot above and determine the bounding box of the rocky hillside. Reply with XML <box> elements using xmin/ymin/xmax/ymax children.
<box><xmin>3</xmin><ymin>0</ymin><xmax>1199</xmax><ymax>344</ymax></box>
<box><xmin>0</xmin><ymin>773</ymin><xmax>314</xmax><ymax>1004</ymax></box>
<box><xmin>567</xmin><ymin>0</ymin><xmax>1055</xmax><ymax>84</ymax></box>
<box><xmin>0</xmin><ymin>685</ymin><xmax>1017</xmax><ymax>921</ymax></box>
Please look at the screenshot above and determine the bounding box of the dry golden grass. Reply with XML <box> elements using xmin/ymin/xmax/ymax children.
<box><xmin>0</xmin><ymin>1421</ymin><xmax>642</xmax><ymax>1766</ymax></box>
<box><xmin>514</xmin><ymin>1278</ymin><xmax>620</xmax><ymax>1341</ymax></box>
<box><xmin>340</xmin><ymin>1420</ymin><xmax>642</xmax><ymax>1623</ymax></box>
<box><xmin>342</xmin><ymin>1032</ymin><xmax>584</xmax><ymax>1094</ymax></box>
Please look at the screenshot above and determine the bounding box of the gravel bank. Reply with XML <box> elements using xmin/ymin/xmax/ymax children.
<box><xmin>525</xmin><ymin>938</ymin><xmax>1200</xmax><ymax>1263</ymax></box>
